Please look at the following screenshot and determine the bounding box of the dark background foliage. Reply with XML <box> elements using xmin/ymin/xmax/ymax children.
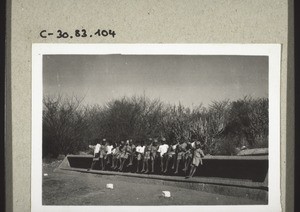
<box><xmin>42</xmin><ymin>95</ymin><xmax>268</xmax><ymax>158</ymax></box>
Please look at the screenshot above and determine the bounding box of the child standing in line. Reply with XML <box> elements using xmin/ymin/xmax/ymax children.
<box><xmin>186</xmin><ymin>141</ymin><xmax>205</xmax><ymax>178</ymax></box>
<box><xmin>119</xmin><ymin>140</ymin><xmax>135</xmax><ymax>171</ymax></box>
<box><xmin>126</xmin><ymin>139</ymin><xmax>136</xmax><ymax>167</ymax></box>
<box><xmin>158</xmin><ymin>137</ymin><xmax>169</xmax><ymax>173</ymax></box>
<box><xmin>150</xmin><ymin>139</ymin><xmax>159</xmax><ymax>173</ymax></box>
<box><xmin>111</xmin><ymin>142</ymin><xmax>120</xmax><ymax>170</ymax></box>
<box><xmin>118</xmin><ymin>141</ymin><xmax>126</xmax><ymax>171</ymax></box>
<box><xmin>163</xmin><ymin>140</ymin><xmax>178</xmax><ymax>173</ymax></box>
<box><xmin>174</xmin><ymin>139</ymin><xmax>188</xmax><ymax>174</ymax></box>
<box><xmin>183</xmin><ymin>140</ymin><xmax>195</xmax><ymax>173</ymax></box>
<box><xmin>105</xmin><ymin>140</ymin><xmax>113</xmax><ymax>166</ymax></box>
<box><xmin>88</xmin><ymin>141</ymin><xmax>101</xmax><ymax>171</ymax></box>
<box><xmin>141</xmin><ymin>139</ymin><xmax>152</xmax><ymax>174</ymax></box>
<box><xmin>135</xmin><ymin>141</ymin><xmax>145</xmax><ymax>173</ymax></box>
<box><xmin>171</xmin><ymin>141</ymin><xmax>179</xmax><ymax>170</ymax></box>
<box><xmin>99</xmin><ymin>139</ymin><xmax>107</xmax><ymax>170</ymax></box>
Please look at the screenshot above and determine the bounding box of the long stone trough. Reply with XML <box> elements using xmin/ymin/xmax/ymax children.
<box><xmin>57</xmin><ymin>154</ymin><xmax>268</xmax><ymax>203</ymax></box>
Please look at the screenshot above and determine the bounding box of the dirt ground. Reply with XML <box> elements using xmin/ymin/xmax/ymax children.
<box><xmin>42</xmin><ymin>160</ymin><xmax>265</xmax><ymax>205</ymax></box>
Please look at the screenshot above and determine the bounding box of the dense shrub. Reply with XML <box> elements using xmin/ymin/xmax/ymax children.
<box><xmin>42</xmin><ymin>95</ymin><xmax>268</xmax><ymax>157</ymax></box>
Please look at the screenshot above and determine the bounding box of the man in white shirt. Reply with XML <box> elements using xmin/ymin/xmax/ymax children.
<box><xmin>88</xmin><ymin>142</ymin><xmax>101</xmax><ymax>171</ymax></box>
<box><xmin>158</xmin><ymin>137</ymin><xmax>169</xmax><ymax>172</ymax></box>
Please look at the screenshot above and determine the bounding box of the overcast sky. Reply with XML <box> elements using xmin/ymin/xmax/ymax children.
<box><xmin>43</xmin><ymin>54</ymin><xmax>268</xmax><ymax>107</ymax></box>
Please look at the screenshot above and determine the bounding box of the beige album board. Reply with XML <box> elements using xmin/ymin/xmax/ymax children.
<box><xmin>6</xmin><ymin>1</ymin><xmax>294</xmax><ymax>212</ymax></box>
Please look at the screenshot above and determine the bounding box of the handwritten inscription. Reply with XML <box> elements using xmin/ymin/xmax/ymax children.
<box><xmin>40</xmin><ymin>29</ymin><xmax>116</xmax><ymax>39</ymax></box>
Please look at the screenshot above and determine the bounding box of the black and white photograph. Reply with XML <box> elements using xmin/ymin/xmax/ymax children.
<box><xmin>32</xmin><ymin>44</ymin><xmax>281</xmax><ymax>212</ymax></box>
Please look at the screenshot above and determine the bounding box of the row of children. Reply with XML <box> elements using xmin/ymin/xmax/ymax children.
<box><xmin>88</xmin><ymin>137</ymin><xmax>205</xmax><ymax>178</ymax></box>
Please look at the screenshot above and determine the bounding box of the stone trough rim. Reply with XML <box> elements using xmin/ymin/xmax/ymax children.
<box><xmin>56</xmin><ymin>166</ymin><xmax>268</xmax><ymax>191</ymax></box>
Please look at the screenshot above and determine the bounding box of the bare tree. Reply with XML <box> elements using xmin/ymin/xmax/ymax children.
<box><xmin>43</xmin><ymin>95</ymin><xmax>89</xmax><ymax>157</ymax></box>
<box><xmin>43</xmin><ymin>94</ymin><xmax>268</xmax><ymax>158</ymax></box>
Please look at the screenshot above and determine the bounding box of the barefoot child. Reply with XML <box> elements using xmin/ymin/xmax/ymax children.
<box><xmin>119</xmin><ymin>140</ymin><xmax>135</xmax><ymax>171</ymax></box>
<box><xmin>183</xmin><ymin>140</ymin><xmax>195</xmax><ymax>173</ymax></box>
<box><xmin>111</xmin><ymin>142</ymin><xmax>120</xmax><ymax>170</ymax></box>
<box><xmin>126</xmin><ymin>139</ymin><xmax>136</xmax><ymax>167</ymax></box>
<box><xmin>99</xmin><ymin>139</ymin><xmax>107</xmax><ymax>170</ymax></box>
<box><xmin>88</xmin><ymin>141</ymin><xmax>101</xmax><ymax>171</ymax></box>
<box><xmin>135</xmin><ymin>141</ymin><xmax>145</xmax><ymax>173</ymax></box>
<box><xmin>150</xmin><ymin>139</ymin><xmax>159</xmax><ymax>173</ymax></box>
<box><xmin>174</xmin><ymin>139</ymin><xmax>188</xmax><ymax>174</ymax></box>
<box><xmin>171</xmin><ymin>141</ymin><xmax>179</xmax><ymax>171</ymax></box>
<box><xmin>141</xmin><ymin>139</ymin><xmax>152</xmax><ymax>174</ymax></box>
<box><xmin>158</xmin><ymin>137</ymin><xmax>169</xmax><ymax>173</ymax></box>
<box><xmin>164</xmin><ymin>140</ymin><xmax>178</xmax><ymax>173</ymax></box>
<box><xmin>105</xmin><ymin>141</ymin><xmax>113</xmax><ymax>166</ymax></box>
<box><xmin>118</xmin><ymin>141</ymin><xmax>126</xmax><ymax>171</ymax></box>
<box><xmin>187</xmin><ymin>141</ymin><xmax>205</xmax><ymax>178</ymax></box>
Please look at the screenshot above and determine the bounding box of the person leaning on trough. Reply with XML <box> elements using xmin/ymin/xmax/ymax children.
<box><xmin>150</xmin><ymin>138</ymin><xmax>159</xmax><ymax>173</ymax></box>
<box><xmin>141</xmin><ymin>138</ymin><xmax>152</xmax><ymax>174</ymax></box>
<box><xmin>99</xmin><ymin>138</ymin><xmax>108</xmax><ymax>170</ymax></box>
<box><xmin>118</xmin><ymin>140</ymin><xmax>127</xmax><ymax>171</ymax></box>
<box><xmin>126</xmin><ymin>139</ymin><xmax>136</xmax><ymax>167</ymax></box>
<box><xmin>135</xmin><ymin>140</ymin><xmax>145</xmax><ymax>173</ymax></box>
<box><xmin>183</xmin><ymin>138</ymin><xmax>195</xmax><ymax>173</ymax></box>
<box><xmin>87</xmin><ymin>140</ymin><xmax>101</xmax><ymax>171</ymax></box>
<box><xmin>105</xmin><ymin>140</ymin><xmax>113</xmax><ymax>165</ymax></box>
<box><xmin>163</xmin><ymin>139</ymin><xmax>178</xmax><ymax>173</ymax></box>
<box><xmin>111</xmin><ymin>141</ymin><xmax>121</xmax><ymax>170</ymax></box>
<box><xmin>186</xmin><ymin>140</ymin><xmax>205</xmax><ymax>178</ymax></box>
<box><xmin>174</xmin><ymin>138</ymin><xmax>188</xmax><ymax>174</ymax></box>
<box><xmin>157</xmin><ymin>137</ymin><xmax>169</xmax><ymax>173</ymax></box>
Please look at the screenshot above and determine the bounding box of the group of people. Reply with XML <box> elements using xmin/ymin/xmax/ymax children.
<box><xmin>88</xmin><ymin>137</ymin><xmax>205</xmax><ymax>178</ymax></box>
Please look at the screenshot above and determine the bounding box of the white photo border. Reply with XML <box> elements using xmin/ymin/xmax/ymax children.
<box><xmin>32</xmin><ymin>44</ymin><xmax>281</xmax><ymax>212</ymax></box>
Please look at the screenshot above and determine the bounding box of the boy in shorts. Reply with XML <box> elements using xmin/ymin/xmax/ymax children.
<box><xmin>119</xmin><ymin>139</ymin><xmax>136</xmax><ymax>171</ymax></box>
<box><xmin>141</xmin><ymin>139</ymin><xmax>152</xmax><ymax>174</ymax></box>
<box><xmin>183</xmin><ymin>140</ymin><xmax>195</xmax><ymax>173</ymax></box>
<box><xmin>111</xmin><ymin>142</ymin><xmax>121</xmax><ymax>170</ymax></box>
<box><xmin>105</xmin><ymin>140</ymin><xmax>113</xmax><ymax>166</ymax></box>
<box><xmin>158</xmin><ymin>137</ymin><xmax>169</xmax><ymax>173</ymax></box>
<box><xmin>150</xmin><ymin>139</ymin><xmax>159</xmax><ymax>173</ymax></box>
<box><xmin>135</xmin><ymin>141</ymin><xmax>145</xmax><ymax>173</ymax></box>
<box><xmin>174</xmin><ymin>139</ymin><xmax>188</xmax><ymax>174</ymax></box>
<box><xmin>99</xmin><ymin>139</ymin><xmax>107</xmax><ymax>170</ymax></box>
<box><xmin>163</xmin><ymin>140</ymin><xmax>178</xmax><ymax>173</ymax></box>
<box><xmin>126</xmin><ymin>139</ymin><xmax>136</xmax><ymax>167</ymax></box>
<box><xmin>186</xmin><ymin>141</ymin><xmax>205</xmax><ymax>178</ymax></box>
<box><xmin>118</xmin><ymin>141</ymin><xmax>126</xmax><ymax>171</ymax></box>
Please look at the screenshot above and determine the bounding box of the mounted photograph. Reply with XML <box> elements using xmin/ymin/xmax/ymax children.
<box><xmin>32</xmin><ymin>44</ymin><xmax>281</xmax><ymax>212</ymax></box>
